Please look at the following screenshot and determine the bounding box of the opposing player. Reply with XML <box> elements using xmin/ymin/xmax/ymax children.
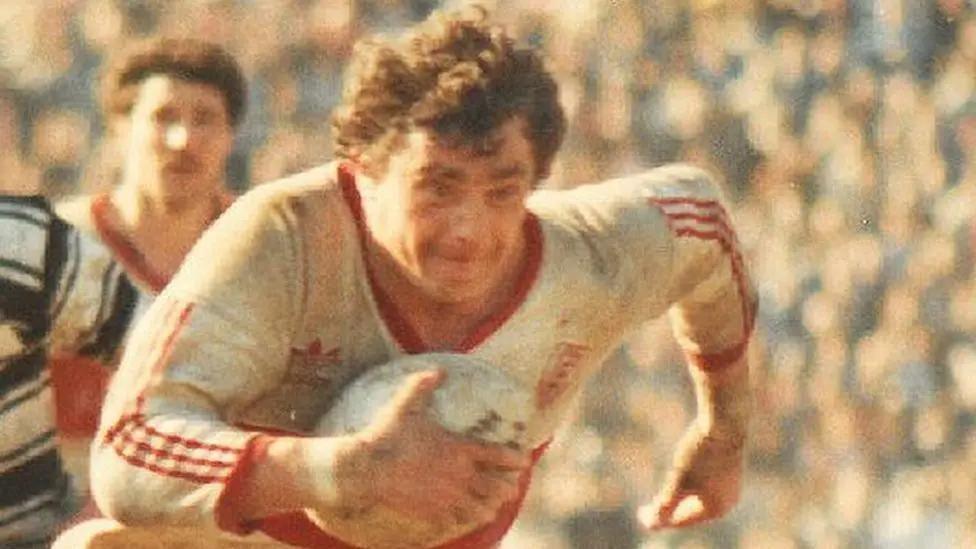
<box><xmin>2</xmin><ymin>39</ymin><xmax>247</xmax><ymax>546</ymax></box>
<box><xmin>48</xmin><ymin>36</ymin><xmax>244</xmax><ymax>491</ymax></box>
<box><xmin>0</xmin><ymin>196</ymin><xmax>132</xmax><ymax>547</ymax></box>
<box><xmin>67</xmin><ymin>7</ymin><xmax>754</xmax><ymax>548</ymax></box>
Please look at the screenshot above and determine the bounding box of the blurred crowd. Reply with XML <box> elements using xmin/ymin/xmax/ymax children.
<box><xmin>2</xmin><ymin>0</ymin><xmax>975</xmax><ymax>547</ymax></box>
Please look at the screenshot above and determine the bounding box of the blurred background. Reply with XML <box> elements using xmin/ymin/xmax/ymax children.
<box><xmin>2</xmin><ymin>0</ymin><xmax>975</xmax><ymax>547</ymax></box>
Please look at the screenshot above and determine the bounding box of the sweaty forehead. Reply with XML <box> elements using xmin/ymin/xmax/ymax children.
<box><xmin>407</xmin><ymin>117</ymin><xmax>534</xmax><ymax>174</ymax></box>
<box><xmin>132</xmin><ymin>74</ymin><xmax>226</xmax><ymax>111</ymax></box>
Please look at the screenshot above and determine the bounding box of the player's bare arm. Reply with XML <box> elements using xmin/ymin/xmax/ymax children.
<box><xmin>622</xmin><ymin>165</ymin><xmax>756</xmax><ymax>531</ymax></box>
<box><xmin>640</xmin><ymin>353</ymin><xmax>751</xmax><ymax>529</ymax></box>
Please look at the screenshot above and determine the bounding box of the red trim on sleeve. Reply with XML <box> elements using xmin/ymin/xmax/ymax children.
<box><xmin>100</xmin><ymin>298</ymin><xmax>252</xmax><ymax>484</ymax></box>
<box><xmin>133</xmin><ymin>299</ymin><xmax>196</xmax><ymax>412</ymax></box>
<box><xmin>105</xmin><ymin>413</ymin><xmax>244</xmax><ymax>456</ymax></box>
<box><xmin>101</xmin><ymin>412</ymin><xmax>243</xmax><ymax>483</ymax></box>
<box><xmin>672</xmin><ymin>225</ymin><xmax>755</xmax><ymax>335</ymax></box>
<box><xmin>649</xmin><ymin>197</ymin><xmax>757</xmax><ymax>371</ymax></box>
<box><xmin>216</xmin><ymin>435</ymin><xmax>273</xmax><ymax>535</ymax></box>
<box><xmin>684</xmin><ymin>339</ymin><xmax>749</xmax><ymax>373</ymax></box>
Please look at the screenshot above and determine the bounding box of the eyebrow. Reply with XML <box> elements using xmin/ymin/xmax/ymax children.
<box><xmin>418</xmin><ymin>165</ymin><xmax>463</xmax><ymax>181</ymax></box>
<box><xmin>490</xmin><ymin>163</ymin><xmax>526</xmax><ymax>180</ymax></box>
<box><xmin>471</xmin><ymin>136</ymin><xmax>501</xmax><ymax>157</ymax></box>
<box><xmin>418</xmin><ymin>162</ymin><xmax>526</xmax><ymax>183</ymax></box>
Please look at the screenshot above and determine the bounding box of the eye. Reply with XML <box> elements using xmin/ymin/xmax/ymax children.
<box><xmin>153</xmin><ymin>107</ymin><xmax>178</xmax><ymax>125</ymax></box>
<box><xmin>489</xmin><ymin>185</ymin><xmax>520</xmax><ymax>203</ymax></box>
<box><xmin>192</xmin><ymin>108</ymin><xmax>220</xmax><ymax>127</ymax></box>
<box><xmin>426</xmin><ymin>179</ymin><xmax>453</xmax><ymax>198</ymax></box>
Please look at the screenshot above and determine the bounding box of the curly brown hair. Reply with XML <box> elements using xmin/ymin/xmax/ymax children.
<box><xmin>100</xmin><ymin>38</ymin><xmax>247</xmax><ymax>127</ymax></box>
<box><xmin>331</xmin><ymin>6</ymin><xmax>566</xmax><ymax>180</ymax></box>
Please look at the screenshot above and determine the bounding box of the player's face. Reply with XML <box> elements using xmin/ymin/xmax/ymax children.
<box><xmin>120</xmin><ymin>74</ymin><xmax>233</xmax><ymax>202</ymax></box>
<box><xmin>371</xmin><ymin>117</ymin><xmax>536</xmax><ymax>308</ymax></box>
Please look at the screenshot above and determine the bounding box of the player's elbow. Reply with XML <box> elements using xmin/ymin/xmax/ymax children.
<box><xmin>88</xmin><ymin>446</ymin><xmax>160</xmax><ymax>526</ymax></box>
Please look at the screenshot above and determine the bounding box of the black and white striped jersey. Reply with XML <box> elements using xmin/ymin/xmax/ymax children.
<box><xmin>0</xmin><ymin>196</ymin><xmax>135</xmax><ymax>547</ymax></box>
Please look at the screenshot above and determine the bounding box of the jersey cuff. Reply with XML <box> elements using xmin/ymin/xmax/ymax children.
<box><xmin>684</xmin><ymin>337</ymin><xmax>749</xmax><ymax>372</ymax></box>
<box><xmin>214</xmin><ymin>434</ymin><xmax>272</xmax><ymax>535</ymax></box>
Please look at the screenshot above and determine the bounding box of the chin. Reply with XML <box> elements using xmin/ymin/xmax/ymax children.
<box><xmin>415</xmin><ymin>262</ymin><xmax>497</xmax><ymax>305</ymax></box>
<box><xmin>425</xmin><ymin>280</ymin><xmax>487</xmax><ymax>307</ymax></box>
<box><xmin>161</xmin><ymin>178</ymin><xmax>213</xmax><ymax>200</ymax></box>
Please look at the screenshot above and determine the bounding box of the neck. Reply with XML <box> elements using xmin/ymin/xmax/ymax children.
<box><xmin>363</xmin><ymin>226</ymin><xmax>529</xmax><ymax>351</ymax></box>
<box><xmin>103</xmin><ymin>181</ymin><xmax>229</xmax><ymax>288</ymax></box>
<box><xmin>112</xmin><ymin>181</ymin><xmax>224</xmax><ymax>231</ymax></box>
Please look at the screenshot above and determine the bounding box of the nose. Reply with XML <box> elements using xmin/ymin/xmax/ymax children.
<box><xmin>164</xmin><ymin>124</ymin><xmax>189</xmax><ymax>151</ymax></box>
<box><xmin>444</xmin><ymin>198</ymin><xmax>487</xmax><ymax>244</ymax></box>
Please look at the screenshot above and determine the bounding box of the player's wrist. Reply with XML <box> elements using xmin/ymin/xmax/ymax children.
<box><xmin>690</xmin><ymin>350</ymin><xmax>748</xmax><ymax>382</ymax></box>
<box><xmin>304</xmin><ymin>434</ymin><xmax>379</xmax><ymax>511</ymax></box>
<box><xmin>695</xmin><ymin>416</ymin><xmax>747</xmax><ymax>451</ymax></box>
<box><xmin>692</xmin><ymin>355</ymin><xmax>751</xmax><ymax>442</ymax></box>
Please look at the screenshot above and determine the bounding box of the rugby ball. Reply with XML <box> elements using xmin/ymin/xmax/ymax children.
<box><xmin>310</xmin><ymin>352</ymin><xmax>534</xmax><ymax>548</ymax></box>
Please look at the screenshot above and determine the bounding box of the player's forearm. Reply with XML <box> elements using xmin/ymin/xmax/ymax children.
<box><xmin>235</xmin><ymin>434</ymin><xmax>368</xmax><ymax>522</ymax></box>
<box><xmin>233</xmin><ymin>437</ymin><xmax>313</xmax><ymax>520</ymax></box>
<box><xmin>688</xmin><ymin>353</ymin><xmax>751</xmax><ymax>443</ymax></box>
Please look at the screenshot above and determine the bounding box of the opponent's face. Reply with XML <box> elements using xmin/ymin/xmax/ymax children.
<box><xmin>370</xmin><ymin>117</ymin><xmax>536</xmax><ymax>308</ymax></box>
<box><xmin>119</xmin><ymin>74</ymin><xmax>233</xmax><ymax>202</ymax></box>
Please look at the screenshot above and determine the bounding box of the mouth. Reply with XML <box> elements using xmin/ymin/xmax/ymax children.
<box><xmin>439</xmin><ymin>254</ymin><xmax>477</xmax><ymax>265</ymax></box>
<box><xmin>433</xmin><ymin>255</ymin><xmax>482</xmax><ymax>281</ymax></box>
<box><xmin>438</xmin><ymin>250</ymin><xmax>484</xmax><ymax>268</ymax></box>
<box><xmin>163</xmin><ymin>159</ymin><xmax>199</xmax><ymax>174</ymax></box>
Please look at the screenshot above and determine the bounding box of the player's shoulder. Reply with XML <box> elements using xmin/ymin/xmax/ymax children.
<box><xmin>0</xmin><ymin>195</ymin><xmax>78</xmax><ymax>303</ymax></box>
<box><xmin>0</xmin><ymin>194</ymin><xmax>72</xmax><ymax>252</ymax></box>
<box><xmin>630</xmin><ymin>163</ymin><xmax>722</xmax><ymax>200</ymax></box>
<box><xmin>232</xmin><ymin>162</ymin><xmax>346</xmax><ymax>218</ymax></box>
<box><xmin>0</xmin><ymin>194</ymin><xmax>58</xmax><ymax>224</ymax></box>
<box><xmin>529</xmin><ymin>164</ymin><xmax>722</xmax><ymax>228</ymax></box>
<box><xmin>533</xmin><ymin>163</ymin><xmax>720</xmax><ymax>205</ymax></box>
<box><xmin>213</xmin><ymin>162</ymin><xmax>355</xmax><ymax>252</ymax></box>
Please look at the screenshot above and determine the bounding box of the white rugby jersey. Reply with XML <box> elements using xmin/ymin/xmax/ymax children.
<box><xmin>51</xmin><ymin>193</ymin><xmax>240</xmax><ymax>436</ymax></box>
<box><xmin>55</xmin><ymin>193</ymin><xmax>174</xmax><ymax>344</ymax></box>
<box><xmin>91</xmin><ymin>162</ymin><xmax>756</xmax><ymax>548</ymax></box>
<box><xmin>52</xmin><ymin>191</ymin><xmax>236</xmax><ymax>344</ymax></box>
<box><xmin>0</xmin><ymin>196</ymin><xmax>134</xmax><ymax>547</ymax></box>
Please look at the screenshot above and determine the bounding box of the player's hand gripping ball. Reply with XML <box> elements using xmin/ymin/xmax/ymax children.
<box><xmin>311</xmin><ymin>353</ymin><xmax>535</xmax><ymax>548</ymax></box>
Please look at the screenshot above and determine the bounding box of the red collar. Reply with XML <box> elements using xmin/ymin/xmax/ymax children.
<box><xmin>90</xmin><ymin>192</ymin><xmax>232</xmax><ymax>294</ymax></box>
<box><xmin>337</xmin><ymin>163</ymin><xmax>543</xmax><ymax>353</ymax></box>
